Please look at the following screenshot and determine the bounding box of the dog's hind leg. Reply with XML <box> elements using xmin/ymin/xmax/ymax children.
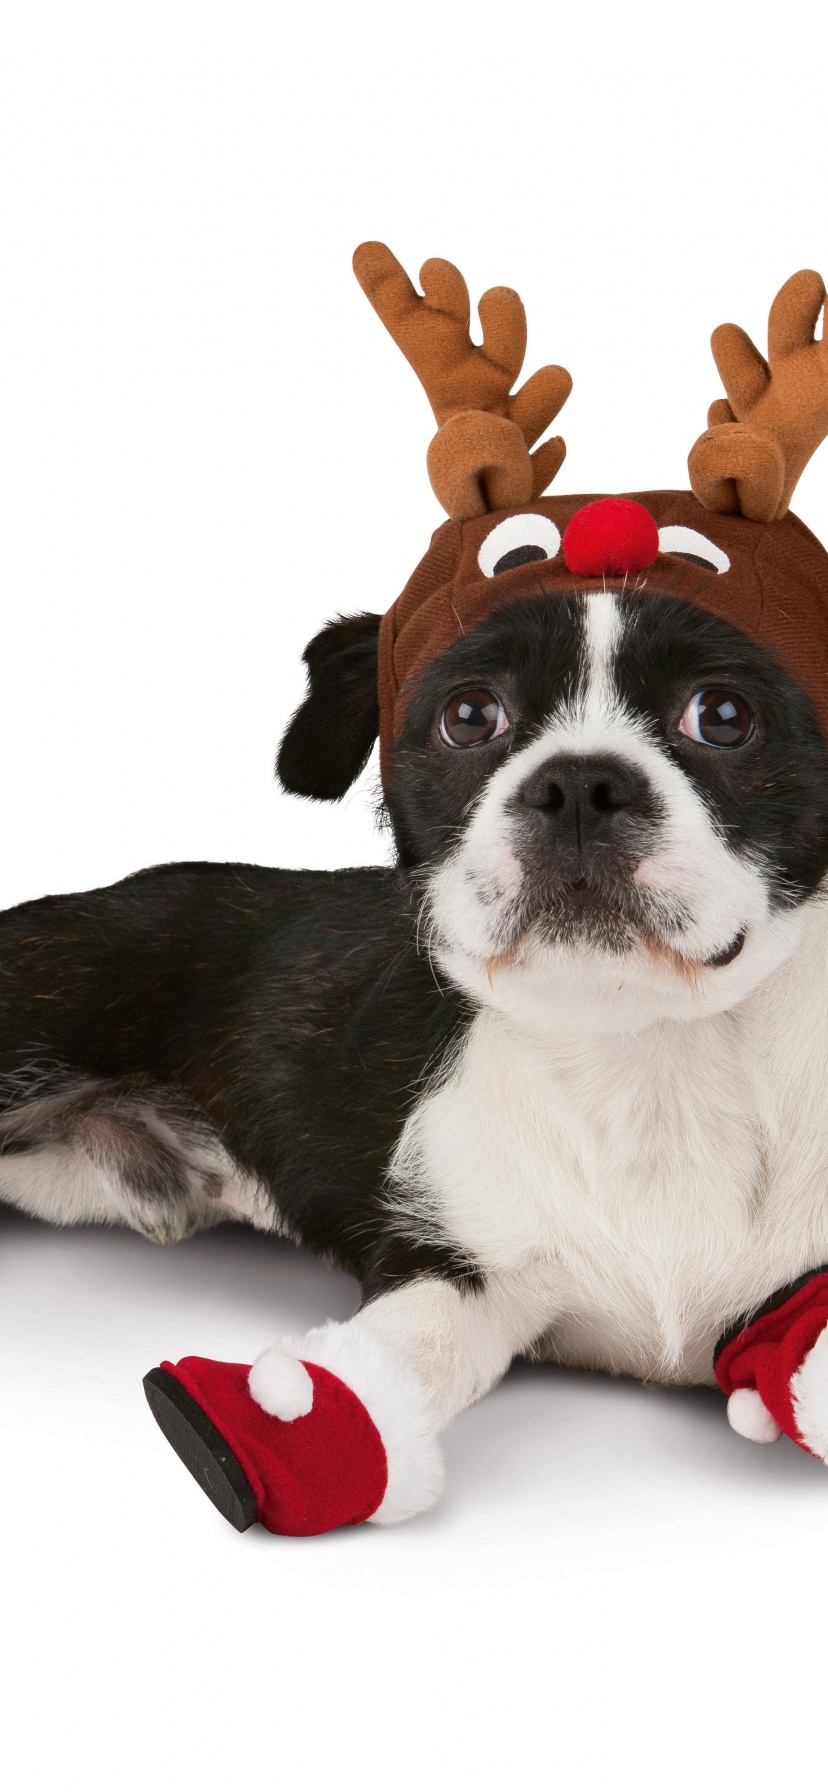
<box><xmin>0</xmin><ymin>1075</ymin><xmax>268</xmax><ymax>1240</ymax></box>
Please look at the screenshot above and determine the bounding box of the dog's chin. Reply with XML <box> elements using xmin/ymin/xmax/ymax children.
<box><xmin>431</xmin><ymin>854</ymin><xmax>810</xmax><ymax>1033</ymax></box>
<box><xmin>434</xmin><ymin>896</ymin><xmax>808</xmax><ymax>1037</ymax></box>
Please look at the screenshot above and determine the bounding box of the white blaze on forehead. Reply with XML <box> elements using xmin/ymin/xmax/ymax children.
<box><xmin>582</xmin><ymin>591</ymin><xmax>624</xmax><ymax>717</ymax></box>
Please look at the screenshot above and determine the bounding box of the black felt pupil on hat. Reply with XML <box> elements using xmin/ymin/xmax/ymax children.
<box><xmin>656</xmin><ymin>525</ymin><xmax>730</xmax><ymax>576</ymax></box>
<box><xmin>696</xmin><ymin>691</ymin><xmax>754</xmax><ymax>746</ymax></box>
<box><xmin>441</xmin><ymin>690</ymin><xmax>504</xmax><ymax>747</ymax></box>
<box><xmin>672</xmin><ymin>551</ymin><xmax>719</xmax><ymax>572</ymax></box>
<box><xmin>492</xmin><ymin>544</ymin><xmax>549</xmax><ymax>576</ymax></box>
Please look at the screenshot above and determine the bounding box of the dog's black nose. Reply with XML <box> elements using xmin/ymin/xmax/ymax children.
<box><xmin>518</xmin><ymin>754</ymin><xmax>653</xmax><ymax>842</ymax></box>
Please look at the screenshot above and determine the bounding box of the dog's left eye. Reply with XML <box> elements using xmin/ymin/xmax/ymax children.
<box><xmin>678</xmin><ymin>690</ymin><xmax>755</xmax><ymax>747</ymax></box>
<box><xmin>440</xmin><ymin>690</ymin><xmax>509</xmax><ymax>747</ymax></box>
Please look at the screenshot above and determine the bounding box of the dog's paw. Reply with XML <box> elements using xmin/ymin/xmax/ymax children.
<box><xmin>250</xmin><ymin>1322</ymin><xmax>445</xmax><ymax>1527</ymax></box>
<box><xmin>716</xmin><ymin>1269</ymin><xmax>828</xmax><ymax>1462</ymax></box>
<box><xmin>145</xmin><ymin>1321</ymin><xmax>444</xmax><ymax>1536</ymax></box>
<box><xmin>145</xmin><ymin>1351</ymin><xmax>389</xmax><ymax>1535</ymax></box>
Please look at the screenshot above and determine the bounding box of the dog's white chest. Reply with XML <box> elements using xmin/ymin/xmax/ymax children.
<box><xmin>390</xmin><ymin>944</ymin><xmax>828</xmax><ymax>1384</ymax></box>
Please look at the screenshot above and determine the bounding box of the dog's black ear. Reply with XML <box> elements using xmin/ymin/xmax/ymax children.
<box><xmin>277</xmin><ymin>612</ymin><xmax>381</xmax><ymax>800</ymax></box>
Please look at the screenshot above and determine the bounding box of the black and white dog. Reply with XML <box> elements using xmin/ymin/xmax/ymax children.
<box><xmin>3</xmin><ymin>543</ymin><xmax>828</xmax><ymax>1520</ymax></box>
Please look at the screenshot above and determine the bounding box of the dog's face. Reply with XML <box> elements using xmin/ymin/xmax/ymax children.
<box><xmin>391</xmin><ymin>583</ymin><xmax>828</xmax><ymax>1029</ymax></box>
<box><xmin>279</xmin><ymin>577</ymin><xmax>828</xmax><ymax>1034</ymax></box>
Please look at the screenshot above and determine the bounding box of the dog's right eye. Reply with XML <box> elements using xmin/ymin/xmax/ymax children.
<box><xmin>440</xmin><ymin>690</ymin><xmax>509</xmax><ymax>747</ymax></box>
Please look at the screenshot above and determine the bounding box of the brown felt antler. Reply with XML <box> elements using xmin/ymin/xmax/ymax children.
<box><xmin>689</xmin><ymin>270</ymin><xmax>828</xmax><ymax>522</ymax></box>
<box><xmin>353</xmin><ymin>242</ymin><xmax>572</xmax><ymax>521</ymax></box>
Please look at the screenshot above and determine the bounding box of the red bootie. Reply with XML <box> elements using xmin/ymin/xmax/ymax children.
<box><xmin>715</xmin><ymin>1267</ymin><xmax>828</xmax><ymax>1459</ymax></box>
<box><xmin>144</xmin><ymin>1325</ymin><xmax>443</xmax><ymax>1535</ymax></box>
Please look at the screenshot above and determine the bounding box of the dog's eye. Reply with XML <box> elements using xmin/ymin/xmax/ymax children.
<box><xmin>658</xmin><ymin>525</ymin><xmax>730</xmax><ymax>575</ymax></box>
<box><xmin>440</xmin><ymin>690</ymin><xmax>509</xmax><ymax>747</ymax></box>
<box><xmin>678</xmin><ymin>690</ymin><xmax>754</xmax><ymax>747</ymax></box>
<box><xmin>478</xmin><ymin>514</ymin><xmax>561</xmax><ymax>578</ymax></box>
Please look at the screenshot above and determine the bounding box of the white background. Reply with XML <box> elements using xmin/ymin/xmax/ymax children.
<box><xmin>0</xmin><ymin>3</ymin><xmax>826</xmax><ymax>1787</ymax></box>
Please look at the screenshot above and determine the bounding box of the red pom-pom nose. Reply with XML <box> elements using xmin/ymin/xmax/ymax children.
<box><xmin>562</xmin><ymin>498</ymin><xmax>659</xmax><ymax>578</ymax></box>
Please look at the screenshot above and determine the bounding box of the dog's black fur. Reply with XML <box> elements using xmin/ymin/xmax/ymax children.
<box><xmin>2</xmin><ymin>587</ymin><xmax>828</xmax><ymax>1309</ymax></box>
<box><xmin>0</xmin><ymin>861</ymin><xmax>477</xmax><ymax>1292</ymax></box>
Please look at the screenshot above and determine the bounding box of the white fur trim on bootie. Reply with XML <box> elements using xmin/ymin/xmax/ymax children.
<box><xmin>249</xmin><ymin>1321</ymin><xmax>444</xmax><ymax>1525</ymax></box>
<box><xmin>726</xmin><ymin>1387</ymin><xmax>783</xmax><ymax>1444</ymax></box>
<box><xmin>791</xmin><ymin>1324</ymin><xmax>828</xmax><ymax>1461</ymax></box>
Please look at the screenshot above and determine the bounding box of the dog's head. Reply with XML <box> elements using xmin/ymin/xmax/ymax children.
<box><xmin>277</xmin><ymin>247</ymin><xmax>828</xmax><ymax>1031</ymax></box>
<box><xmin>277</xmin><ymin>502</ymin><xmax>828</xmax><ymax>1030</ymax></box>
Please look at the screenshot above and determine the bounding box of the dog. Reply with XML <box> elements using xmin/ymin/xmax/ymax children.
<box><xmin>3</xmin><ymin>246</ymin><xmax>828</xmax><ymax>1530</ymax></box>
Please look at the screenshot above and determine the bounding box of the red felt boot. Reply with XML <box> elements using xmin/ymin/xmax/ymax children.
<box><xmin>144</xmin><ymin>1324</ymin><xmax>443</xmax><ymax>1535</ymax></box>
<box><xmin>715</xmin><ymin>1266</ymin><xmax>828</xmax><ymax>1460</ymax></box>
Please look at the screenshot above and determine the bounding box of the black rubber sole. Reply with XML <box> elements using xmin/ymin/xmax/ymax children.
<box><xmin>143</xmin><ymin>1367</ymin><xmax>258</xmax><ymax>1533</ymax></box>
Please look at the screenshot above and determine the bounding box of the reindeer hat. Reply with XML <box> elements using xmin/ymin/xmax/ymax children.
<box><xmin>352</xmin><ymin>244</ymin><xmax>828</xmax><ymax>779</ymax></box>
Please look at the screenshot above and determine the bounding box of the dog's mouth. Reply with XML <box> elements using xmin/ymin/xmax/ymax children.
<box><xmin>497</xmin><ymin>875</ymin><xmax>653</xmax><ymax>962</ymax></box>
<box><xmin>485</xmin><ymin>875</ymin><xmax>747</xmax><ymax>978</ymax></box>
<box><xmin>558</xmin><ymin>879</ymin><xmax>621</xmax><ymax>917</ymax></box>
<box><xmin>537</xmin><ymin>877</ymin><xmax>639</xmax><ymax>945</ymax></box>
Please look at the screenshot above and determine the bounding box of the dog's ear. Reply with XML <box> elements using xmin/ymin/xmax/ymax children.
<box><xmin>277</xmin><ymin>612</ymin><xmax>381</xmax><ymax>800</ymax></box>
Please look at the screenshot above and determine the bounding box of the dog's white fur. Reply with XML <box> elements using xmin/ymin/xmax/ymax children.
<box><xmin>387</xmin><ymin>912</ymin><xmax>828</xmax><ymax>1391</ymax></box>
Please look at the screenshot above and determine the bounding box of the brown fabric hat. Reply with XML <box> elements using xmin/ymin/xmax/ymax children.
<box><xmin>378</xmin><ymin>491</ymin><xmax>828</xmax><ymax>778</ymax></box>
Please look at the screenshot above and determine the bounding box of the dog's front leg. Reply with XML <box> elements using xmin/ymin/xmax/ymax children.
<box><xmin>247</xmin><ymin>1267</ymin><xmax>553</xmax><ymax>1527</ymax></box>
<box><xmin>148</xmin><ymin>1267</ymin><xmax>553</xmax><ymax>1536</ymax></box>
